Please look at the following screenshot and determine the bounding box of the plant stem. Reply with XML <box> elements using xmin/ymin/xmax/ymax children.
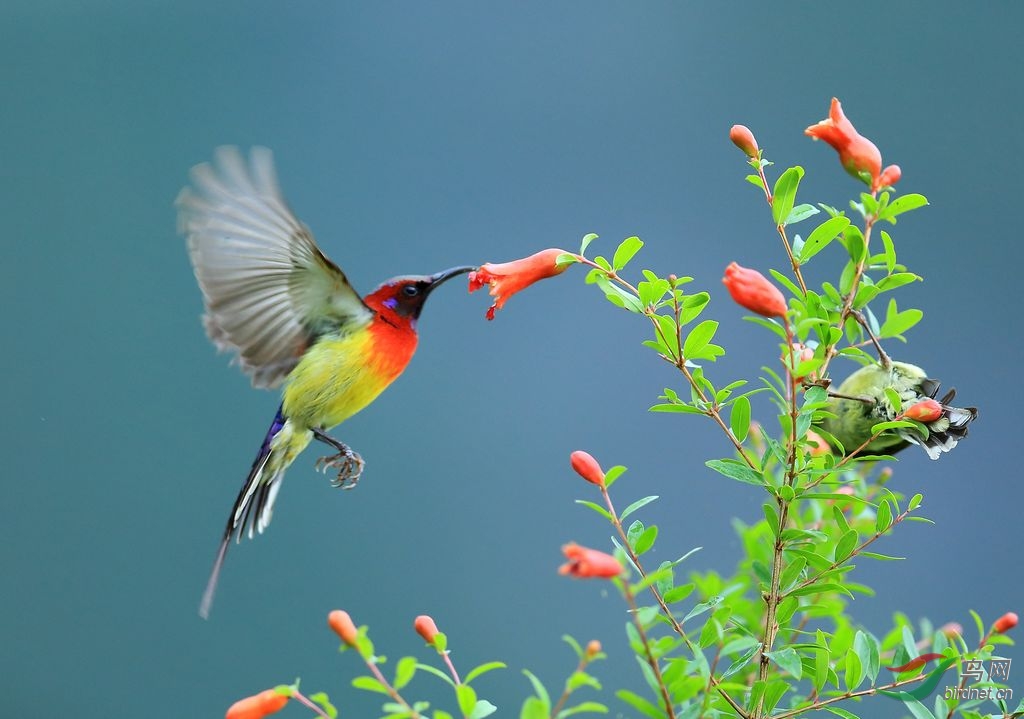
<box><xmin>620</xmin><ymin>580</ymin><xmax>678</xmax><ymax>719</ymax></box>
<box><xmin>752</xmin><ymin>157</ymin><xmax>807</xmax><ymax>295</ymax></box>
<box><xmin>363</xmin><ymin>657</ymin><xmax>421</xmax><ymax>718</ymax></box>
<box><xmin>769</xmin><ymin>672</ymin><xmax>933</xmax><ymax>719</ymax></box>
<box><xmin>291</xmin><ymin>690</ymin><xmax>333</xmax><ymax>719</ymax></box>
<box><xmin>549</xmin><ymin>652</ymin><xmax>595</xmax><ymax>719</ymax></box>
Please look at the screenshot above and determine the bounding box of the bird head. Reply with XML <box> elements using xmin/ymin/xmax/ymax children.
<box><xmin>364</xmin><ymin>265</ymin><xmax>476</xmax><ymax>328</ymax></box>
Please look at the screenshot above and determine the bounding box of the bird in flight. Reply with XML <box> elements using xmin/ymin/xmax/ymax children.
<box><xmin>178</xmin><ymin>147</ymin><xmax>474</xmax><ymax>618</ymax></box>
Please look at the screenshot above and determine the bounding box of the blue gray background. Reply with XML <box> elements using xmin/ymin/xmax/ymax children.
<box><xmin>2</xmin><ymin>3</ymin><xmax>1020</xmax><ymax>718</ymax></box>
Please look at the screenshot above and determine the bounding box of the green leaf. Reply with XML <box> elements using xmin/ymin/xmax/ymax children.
<box><xmin>854</xmin><ymin>630</ymin><xmax>880</xmax><ymax>683</ymax></box>
<box><xmin>901</xmin><ymin>698</ymin><xmax>938</xmax><ymax>719</ymax></box>
<box><xmin>416</xmin><ymin>662</ymin><xmax>457</xmax><ymax>688</ymax></box>
<box><xmin>721</xmin><ymin>644</ymin><xmax>760</xmax><ymax>679</ymax></box>
<box><xmin>683</xmin><ymin>595</ymin><xmax>723</xmax><ymax>622</ymax></box>
<box><xmin>730</xmin><ymin>395</ymin><xmax>751</xmax><ymax>443</ymax></box>
<box><xmin>352</xmin><ymin>675</ymin><xmax>390</xmax><ymax>694</ymax></box>
<box><xmin>615</xmin><ymin>690</ymin><xmax>663</xmax><ymax>719</ymax></box>
<box><xmin>879</xmin><ymin>193</ymin><xmax>928</xmax><ymax>224</ymax></box>
<box><xmin>683</xmin><ymin>320</ymin><xmax>719</xmax><ymax>358</ymax></box>
<box><xmin>875</xmin><ymin>498</ymin><xmax>893</xmax><ymax>533</ymax></box>
<box><xmin>393</xmin><ymin>656</ymin><xmax>417</xmax><ymax>690</ymax></box>
<box><xmin>835</xmin><ymin>529</ymin><xmax>858</xmax><ymax>562</ymax></box>
<box><xmin>579</xmin><ymin>233</ymin><xmax>599</xmax><ymax>255</ymax></box>
<box><xmin>557</xmin><ymin>701</ymin><xmax>609</xmax><ymax>717</ymax></box>
<box><xmin>574</xmin><ymin>500</ymin><xmax>613</xmax><ymax>521</ymax></box>
<box><xmin>845</xmin><ymin>648</ymin><xmax>864</xmax><ymax>691</ymax></box>
<box><xmin>309</xmin><ymin>692</ymin><xmax>339</xmax><ymax>719</ymax></box>
<box><xmin>469</xmin><ymin>700</ymin><xmax>498</xmax><ymax>719</ymax></box>
<box><xmin>662</xmin><ymin>584</ymin><xmax>695</xmax><ymax>604</ymax></box>
<box><xmin>799</xmin><ymin>215</ymin><xmax>850</xmax><ymax>263</ymax></box>
<box><xmin>785</xmin><ymin>203</ymin><xmax>820</xmax><ymax>225</ymax></box>
<box><xmin>880</xmin><ymin>230</ymin><xmax>897</xmax><ymax>273</ymax></box>
<box><xmin>520</xmin><ymin>696</ymin><xmax>549</xmax><ymax>719</ymax></box>
<box><xmin>880</xmin><ymin>298</ymin><xmax>923</xmax><ymax>338</ymax></box>
<box><xmin>773</xmin><ymin>166</ymin><xmax>805</xmax><ymax>225</ymax></box>
<box><xmin>555</xmin><ymin>252</ymin><xmax>580</xmax><ymax>269</ymax></box>
<box><xmin>613</xmin><ymin>236</ymin><xmax>643</xmax><ymax>270</ymax></box>
<box><xmin>621</xmin><ymin>495</ymin><xmax>659</xmax><ymax>520</ymax></box>
<box><xmin>823</xmin><ymin>708</ymin><xmax>860</xmax><ymax>719</ymax></box>
<box><xmin>908</xmin><ymin>493</ymin><xmax>923</xmax><ymax>511</ymax></box>
<box><xmin>603</xmin><ymin>465</ymin><xmax>627</xmax><ymax>488</ymax></box>
<box><xmin>705</xmin><ymin>459</ymin><xmax>765</xmax><ymax>486</ymax></box>
<box><xmin>634</xmin><ymin>525</ymin><xmax>658</xmax><ymax>555</ymax></box>
<box><xmin>456</xmin><ymin>684</ymin><xmax>478</xmax><ymax>717</ymax></box>
<box><xmin>767</xmin><ymin>647</ymin><xmax>802</xmax><ymax>679</ymax></box>
<box><xmin>464</xmin><ymin>661</ymin><xmax>506</xmax><ymax>684</ymax></box>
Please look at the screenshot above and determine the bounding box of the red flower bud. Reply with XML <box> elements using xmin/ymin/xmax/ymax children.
<box><xmin>468</xmin><ymin>248</ymin><xmax>572</xmax><ymax>320</ymax></box>
<box><xmin>586</xmin><ymin>640</ymin><xmax>602</xmax><ymax>658</ymax></box>
<box><xmin>729</xmin><ymin>124</ymin><xmax>759</xmax><ymax>158</ymax></box>
<box><xmin>938</xmin><ymin>622</ymin><xmax>963</xmax><ymax>639</ymax></box>
<box><xmin>327</xmin><ymin>609</ymin><xmax>359</xmax><ymax>647</ymax></box>
<box><xmin>226</xmin><ymin>689</ymin><xmax>289</xmax><ymax>719</ymax></box>
<box><xmin>994</xmin><ymin>612</ymin><xmax>1018</xmax><ymax>634</ymax></box>
<box><xmin>785</xmin><ymin>343</ymin><xmax>816</xmax><ymax>383</ymax></box>
<box><xmin>878</xmin><ymin>164</ymin><xmax>901</xmax><ymax>188</ymax></box>
<box><xmin>901</xmin><ymin>398</ymin><xmax>943</xmax><ymax>423</ymax></box>
<box><xmin>414</xmin><ymin>615</ymin><xmax>440</xmax><ymax>646</ymax></box>
<box><xmin>722</xmin><ymin>262</ymin><xmax>788</xmax><ymax>318</ymax></box>
<box><xmin>570</xmin><ymin>451</ymin><xmax>605</xmax><ymax>487</ymax></box>
<box><xmin>559</xmin><ymin>543</ymin><xmax>623</xmax><ymax>579</ymax></box>
<box><xmin>805</xmin><ymin>98</ymin><xmax>894</xmax><ymax>192</ymax></box>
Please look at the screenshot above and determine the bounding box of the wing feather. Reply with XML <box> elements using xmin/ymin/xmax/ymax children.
<box><xmin>178</xmin><ymin>147</ymin><xmax>373</xmax><ymax>388</ymax></box>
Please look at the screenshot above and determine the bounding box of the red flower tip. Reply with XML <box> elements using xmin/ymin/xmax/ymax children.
<box><xmin>585</xmin><ymin>639</ymin><xmax>602</xmax><ymax>658</ymax></box>
<box><xmin>414</xmin><ymin>615</ymin><xmax>440</xmax><ymax>646</ymax></box>
<box><xmin>805</xmin><ymin>98</ymin><xmax>888</xmax><ymax>191</ymax></box>
<box><xmin>886</xmin><ymin>652</ymin><xmax>945</xmax><ymax>673</ymax></box>
<box><xmin>938</xmin><ymin>622</ymin><xmax>963</xmax><ymax>639</ymax></box>
<box><xmin>901</xmin><ymin>398</ymin><xmax>943</xmax><ymax>423</ymax></box>
<box><xmin>327</xmin><ymin>609</ymin><xmax>359</xmax><ymax>647</ymax></box>
<box><xmin>994</xmin><ymin>612</ymin><xmax>1019</xmax><ymax>634</ymax></box>
<box><xmin>468</xmin><ymin>248</ymin><xmax>572</xmax><ymax>319</ymax></box>
<box><xmin>570</xmin><ymin>450</ymin><xmax>605</xmax><ymax>487</ymax></box>
<box><xmin>722</xmin><ymin>262</ymin><xmax>788</xmax><ymax>318</ymax></box>
<box><xmin>729</xmin><ymin>124</ymin><xmax>759</xmax><ymax>158</ymax></box>
<box><xmin>559</xmin><ymin>542</ymin><xmax>623</xmax><ymax>579</ymax></box>
<box><xmin>878</xmin><ymin>164</ymin><xmax>902</xmax><ymax>188</ymax></box>
<box><xmin>225</xmin><ymin>689</ymin><xmax>289</xmax><ymax>719</ymax></box>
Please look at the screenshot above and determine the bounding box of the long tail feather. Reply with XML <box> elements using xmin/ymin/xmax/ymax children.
<box><xmin>199</xmin><ymin>407</ymin><xmax>288</xmax><ymax>619</ymax></box>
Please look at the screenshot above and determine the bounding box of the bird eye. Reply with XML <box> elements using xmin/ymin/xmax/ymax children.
<box><xmin>402</xmin><ymin>285</ymin><xmax>419</xmax><ymax>297</ymax></box>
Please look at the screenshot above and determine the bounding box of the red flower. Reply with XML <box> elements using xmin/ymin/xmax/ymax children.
<box><xmin>327</xmin><ymin>609</ymin><xmax>359</xmax><ymax>647</ymax></box>
<box><xmin>994</xmin><ymin>612</ymin><xmax>1019</xmax><ymax>634</ymax></box>
<box><xmin>468</xmin><ymin>248</ymin><xmax>571</xmax><ymax>320</ymax></box>
<box><xmin>878</xmin><ymin>164</ymin><xmax>901</xmax><ymax>188</ymax></box>
<box><xmin>729</xmin><ymin>125</ymin><xmax>759</xmax><ymax>158</ymax></box>
<box><xmin>559</xmin><ymin>543</ymin><xmax>623</xmax><ymax>579</ymax></box>
<box><xmin>901</xmin><ymin>398</ymin><xmax>943</xmax><ymax>423</ymax></box>
<box><xmin>805</xmin><ymin>430</ymin><xmax>831</xmax><ymax>457</ymax></box>
<box><xmin>722</xmin><ymin>262</ymin><xmax>788</xmax><ymax>318</ymax></box>
<box><xmin>805</xmin><ymin>98</ymin><xmax>897</xmax><ymax>193</ymax></box>
<box><xmin>785</xmin><ymin>342</ymin><xmax>816</xmax><ymax>383</ymax></box>
<box><xmin>570</xmin><ymin>450</ymin><xmax>605</xmax><ymax>487</ymax></box>
<box><xmin>938</xmin><ymin>622</ymin><xmax>963</xmax><ymax>639</ymax></box>
<box><xmin>226</xmin><ymin>689</ymin><xmax>289</xmax><ymax>719</ymax></box>
<box><xmin>414</xmin><ymin>615</ymin><xmax>440</xmax><ymax>646</ymax></box>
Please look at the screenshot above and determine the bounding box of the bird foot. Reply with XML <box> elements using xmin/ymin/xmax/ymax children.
<box><xmin>315</xmin><ymin>448</ymin><xmax>365</xmax><ymax>489</ymax></box>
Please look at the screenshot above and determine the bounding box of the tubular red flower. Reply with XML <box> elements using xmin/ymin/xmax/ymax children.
<box><xmin>729</xmin><ymin>124</ymin><xmax>759</xmax><ymax>158</ymax></box>
<box><xmin>414</xmin><ymin>615</ymin><xmax>440</xmax><ymax>646</ymax></box>
<box><xmin>558</xmin><ymin>542</ymin><xmax>623</xmax><ymax>579</ymax></box>
<box><xmin>805</xmin><ymin>98</ymin><xmax>896</xmax><ymax>192</ymax></box>
<box><xmin>570</xmin><ymin>450</ymin><xmax>605</xmax><ymax>487</ymax></box>
<box><xmin>225</xmin><ymin>690</ymin><xmax>289</xmax><ymax>719</ymax></box>
<box><xmin>327</xmin><ymin>609</ymin><xmax>359</xmax><ymax>647</ymax></box>
<box><xmin>468</xmin><ymin>248</ymin><xmax>571</xmax><ymax>320</ymax></box>
<box><xmin>994</xmin><ymin>612</ymin><xmax>1019</xmax><ymax>634</ymax></box>
<box><xmin>722</xmin><ymin>262</ymin><xmax>788</xmax><ymax>318</ymax></box>
<box><xmin>901</xmin><ymin>398</ymin><xmax>943</xmax><ymax>423</ymax></box>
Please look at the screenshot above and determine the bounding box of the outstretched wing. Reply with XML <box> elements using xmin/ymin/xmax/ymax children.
<box><xmin>178</xmin><ymin>147</ymin><xmax>373</xmax><ymax>388</ymax></box>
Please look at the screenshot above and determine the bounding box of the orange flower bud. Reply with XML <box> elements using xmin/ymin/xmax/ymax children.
<box><xmin>559</xmin><ymin>543</ymin><xmax>623</xmax><ymax>579</ymax></box>
<box><xmin>938</xmin><ymin>622</ymin><xmax>963</xmax><ymax>639</ymax></box>
<box><xmin>878</xmin><ymin>164</ymin><xmax>901</xmax><ymax>188</ymax></box>
<box><xmin>586</xmin><ymin>640</ymin><xmax>602</xmax><ymax>658</ymax></box>
<box><xmin>327</xmin><ymin>609</ymin><xmax>359</xmax><ymax>647</ymax></box>
<box><xmin>225</xmin><ymin>689</ymin><xmax>288</xmax><ymax>719</ymax></box>
<box><xmin>805</xmin><ymin>98</ymin><xmax>895</xmax><ymax>192</ymax></box>
<box><xmin>729</xmin><ymin>124</ymin><xmax>759</xmax><ymax>158</ymax></box>
<box><xmin>805</xmin><ymin>430</ymin><xmax>831</xmax><ymax>457</ymax></box>
<box><xmin>786</xmin><ymin>343</ymin><xmax>816</xmax><ymax>383</ymax></box>
<box><xmin>414</xmin><ymin>615</ymin><xmax>440</xmax><ymax>646</ymax></box>
<box><xmin>722</xmin><ymin>262</ymin><xmax>788</xmax><ymax>318</ymax></box>
<box><xmin>994</xmin><ymin>612</ymin><xmax>1018</xmax><ymax>634</ymax></box>
<box><xmin>901</xmin><ymin>398</ymin><xmax>943</xmax><ymax>423</ymax></box>
<box><xmin>570</xmin><ymin>451</ymin><xmax>605</xmax><ymax>487</ymax></box>
<box><xmin>468</xmin><ymin>248</ymin><xmax>572</xmax><ymax>320</ymax></box>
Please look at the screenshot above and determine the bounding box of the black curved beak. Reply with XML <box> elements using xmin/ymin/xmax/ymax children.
<box><xmin>426</xmin><ymin>265</ymin><xmax>477</xmax><ymax>291</ymax></box>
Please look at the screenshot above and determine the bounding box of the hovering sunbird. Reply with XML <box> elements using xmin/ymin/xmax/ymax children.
<box><xmin>178</xmin><ymin>147</ymin><xmax>473</xmax><ymax>618</ymax></box>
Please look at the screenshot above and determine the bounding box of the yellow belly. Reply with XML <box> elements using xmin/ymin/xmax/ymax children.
<box><xmin>281</xmin><ymin>329</ymin><xmax>404</xmax><ymax>430</ymax></box>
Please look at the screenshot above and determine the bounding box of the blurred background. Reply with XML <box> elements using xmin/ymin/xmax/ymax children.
<box><xmin>2</xmin><ymin>2</ymin><xmax>1020</xmax><ymax>717</ymax></box>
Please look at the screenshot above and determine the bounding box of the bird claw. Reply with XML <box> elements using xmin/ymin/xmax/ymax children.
<box><xmin>316</xmin><ymin>448</ymin><xmax>365</xmax><ymax>489</ymax></box>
